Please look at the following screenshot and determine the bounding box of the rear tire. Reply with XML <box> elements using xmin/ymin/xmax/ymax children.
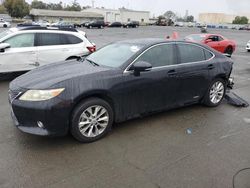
<box><xmin>225</xmin><ymin>46</ymin><xmax>233</xmax><ymax>56</ymax></box>
<box><xmin>70</xmin><ymin>98</ymin><xmax>114</xmax><ymax>143</ymax></box>
<box><xmin>203</xmin><ymin>78</ymin><xmax>226</xmax><ymax>107</ymax></box>
<box><xmin>3</xmin><ymin>24</ymin><xmax>7</xmax><ymax>28</ymax></box>
<box><xmin>247</xmin><ymin>50</ymin><xmax>250</xmax><ymax>52</ymax></box>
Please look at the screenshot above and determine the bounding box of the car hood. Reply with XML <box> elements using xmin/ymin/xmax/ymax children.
<box><xmin>10</xmin><ymin>60</ymin><xmax>111</xmax><ymax>90</ymax></box>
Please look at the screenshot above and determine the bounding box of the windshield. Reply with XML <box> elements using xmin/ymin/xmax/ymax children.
<box><xmin>186</xmin><ymin>34</ymin><xmax>206</xmax><ymax>42</ymax></box>
<box><xmin>86</xmin><ymin>43</ymin><xmax>143</xmax><ymax>68</ymax></box>
<box><xmin>0</xmin><ymin>30</ymin><xmax>12</xmax><ymax>40</ymax></box>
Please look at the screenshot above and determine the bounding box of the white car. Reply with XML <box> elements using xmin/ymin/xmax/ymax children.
<box><xmin>0</xmin><ymin>27</ymin><xmax>96</xmax><ymax>73</ymax></box>
<box><xmin>0</xmin><ymin>20</ymin><xmax>11</xmax><ymax>28</ymax></box>
<box><xmin>246</xmin><ymin>40</ymin><xmax>250</xmax><ymax>52</ymax></box>
<box><xmin>36</xmin><ymin>20</ymin><xmax>51</xmax><ymax>27</ymax></box>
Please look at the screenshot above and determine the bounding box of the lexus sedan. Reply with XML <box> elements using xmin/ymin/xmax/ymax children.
<box><xmin>185</xmin><ymin>34</ymin><xmax>236</xmax><ymax>56</ymax></box>
<box><xmin>9</xmin><ymin>39</ymin><xmax>233</xmax><ymax>143</ymax></box>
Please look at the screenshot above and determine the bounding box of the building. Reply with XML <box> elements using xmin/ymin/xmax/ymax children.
<box><xmin>82</xmin><ymin>7</ymin><xmax>150</xmax><ymax>24</ymax></box>
<box><xmin>199</xmin><ymin>13</ymin><xmax>250</xmax><ymax>24</ymax></box>
<box><xmin>30</xmin><ymin>9</ymin><xmax>104</xmax><ymax>23</ymax></box>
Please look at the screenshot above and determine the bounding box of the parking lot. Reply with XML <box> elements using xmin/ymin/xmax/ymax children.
<box><xmin>0</xmin><ymin>26</ymin><xmax>250</xmax><ymax>188</ymax></box>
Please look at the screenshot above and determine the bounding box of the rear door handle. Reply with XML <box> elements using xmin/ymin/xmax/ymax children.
<box><xmin>167</xmin><ymin>69</ymin><xmax>177</xmax><ymax>76</ymax></box>
<box><xmin>208</xmin><ymin>64</ymin><xmax>215</xmax><ymax>70</ymax></box>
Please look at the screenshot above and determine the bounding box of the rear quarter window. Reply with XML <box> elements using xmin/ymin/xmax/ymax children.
<box><xmin>177</xmin><ymin>43</ymin><xmax>206</xmax><ymax>63</ymax></box>
<box><xmin>66</xmin><ymin>34</ymin><xmax>83</xmax><ymax>44</ymax></box>
<box><xmin>204</xmin><ymin>50</ymin><xmax>214</xmax><ymax>60</ymax></box>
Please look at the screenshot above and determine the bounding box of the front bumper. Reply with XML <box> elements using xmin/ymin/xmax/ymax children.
<box><xmin>246</xmin><ymin>44</ymin><xmax>250</xmax><ymax>50</ymax></box>
<box><xmin>9</xmin><ymin>95</ymin><xmax>73</xmax><ymax>137</ymax></box>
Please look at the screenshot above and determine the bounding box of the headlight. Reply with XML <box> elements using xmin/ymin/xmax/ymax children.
<box><xmin>19</xmin><ymin>88</ymin><xmax>65</xmax><ymax>101</ymax></box>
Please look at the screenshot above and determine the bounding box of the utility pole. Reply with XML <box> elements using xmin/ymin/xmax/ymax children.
<box><xmin>91</xmin><ymin>0</ymin><xmax>95</xmax><ymax>8</ymax></box>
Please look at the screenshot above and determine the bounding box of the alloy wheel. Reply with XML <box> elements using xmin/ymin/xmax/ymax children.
<box><xmin>78</xmin><ymin>105</ymin><xmax>109</xmax><ymax>138</ymax></box>
<box><xmin>209</xmin><ymin>81</ymin><xmax>225</xmax><ymax>104</ymax></box>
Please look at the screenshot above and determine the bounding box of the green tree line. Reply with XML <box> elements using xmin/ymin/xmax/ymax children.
<box><xmin>0</xmin><ymin>0</ymin><xmax>86</xmax><ymax>18</ymax></box>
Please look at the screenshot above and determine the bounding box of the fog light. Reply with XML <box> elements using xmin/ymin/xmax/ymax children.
<box><xmin>37</xmin><ymin>121</ymin><xmax>44</xmax><ymax>129</ymax></box>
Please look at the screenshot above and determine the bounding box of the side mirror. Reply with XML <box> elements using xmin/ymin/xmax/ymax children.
<box><xmin>205</xmin><ymin>39</ymin><xmax>212</xmax><ymax>43</ymax></box>
<box><xmin>0</xmin><ymin>43</ymin><xmax>10</xmax><ymax>52</ymax></box>
<box><xmin>130</xmin><ymin>61</ymin><xmax>152</xmax><ymax>76</ymax></box>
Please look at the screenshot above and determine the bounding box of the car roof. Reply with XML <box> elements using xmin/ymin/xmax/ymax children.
<box><xmin>115</xmin><ymin>38</ymin><xmax>204</xmax><ymax>47</ymax></box>
<box><xmin>7</xmin><ymin>26</ymin><xmax>85</xmax><ymax>36</ymax></box>
<box><xmin>115</xmin><ymin>38</ymin><xmax>216</xmax><ymax>54</ymax></box>
<box><xmin>16</xmin><ymin>26</ymin><xmax>78</xmax><ymax>32</ymax></box>
<box><xmin>116</xmin><ymin>38</ymin><xmax>168</xmax><ymax>45</ymax></box>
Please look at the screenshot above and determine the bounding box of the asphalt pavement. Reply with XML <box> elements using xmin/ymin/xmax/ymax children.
<box><xmin>0</xmin><ymin>26</ymin><xmax>250</xmax><ymax>188</ymax></box>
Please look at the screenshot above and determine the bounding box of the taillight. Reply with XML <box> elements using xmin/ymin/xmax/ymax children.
<box><xmin>87</xmin><ymin>46</ymin><xmax>96</xmax><ymax>53</ymax></box>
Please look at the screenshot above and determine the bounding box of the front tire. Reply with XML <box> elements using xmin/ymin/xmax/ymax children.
<box><xmin>71</xmin><ymin>98</ymin><xmax>114</xmax><ymax>143</ymax></box>
<box><xmin>3</xmin><ymin>24</ymin><xmax>7</xmax><ymax>28</ymax></box>
<box><xmin>203</xmin><ymin>78</ymin><xmax>226</xmax><ymax>107</ymax></box>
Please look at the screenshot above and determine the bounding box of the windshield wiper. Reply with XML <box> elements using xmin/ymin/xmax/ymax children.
<box><xmin>85</xmin><ymin>58</ymin><xmax>99</xmax><ymax>66</ymax></box>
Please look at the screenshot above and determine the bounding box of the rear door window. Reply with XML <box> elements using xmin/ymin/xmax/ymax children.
<box><xmin>177</xmin><ymin>43</ymin><xmax>206</xmax><ymax>64</ymax></box>
<box><xmin>4</xmin><ymin>33</ymin><xmax>35</xmax><ymax>48</ymax></box>
<box><xmin>37</xmin><ymin>33</ymin><xmax>83</xmax><ymax>46</ymax></box>
<box><xmin>37</xmin><ymin>33</ymin><xmax>62</xmax><ymax>46</ymax></box>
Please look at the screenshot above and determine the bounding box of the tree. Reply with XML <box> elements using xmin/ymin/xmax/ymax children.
<box><xmin>47</xmin><ymin>2</ymin><xmax>63</xmax><ymax>10</ymax></box>
<box><xmin>3</xmin><ymin>0</ymin><xmax>30</xmax><ymax>18</ymax></box>
<box><xmin>0</xmin><ymin>4</ymin><xmax>7</xmax><ymax>13</ymax></box>
<box><xmin>31</xmin><ymin>0</ymin><xmax>46</xmax><ymax>9</ymax></box>
<box><xmin>186</xmin><ymin>15</ymin><xmax>194</xmax><ymax>22</ymax></box>
<box><xmin>164</xmin><ymin>11</ymin><xmax>176</xmax><ymax>20</ymax></box>
<box><xmin>232</xmin><ymin>16</ymin><xmax>248</xmax><ymax>24</ymax></box>
<box><xmin>64</xmin><ymin>0</ymin><xmax>81</xmax><ymax>11</ymax></box>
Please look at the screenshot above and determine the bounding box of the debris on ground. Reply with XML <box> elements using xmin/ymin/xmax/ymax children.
<box><xmin>225</xmin><ymin>91</ymin><xmax>249</xmax><ymax>108</ymax></box>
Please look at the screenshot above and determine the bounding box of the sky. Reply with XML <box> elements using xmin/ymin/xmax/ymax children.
<box><xmin>27</xmin><ymin>0</ymin><xmax>250</xmax><ymax>18</ymax></box>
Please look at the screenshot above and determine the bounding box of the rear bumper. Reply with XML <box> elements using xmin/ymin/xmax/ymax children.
<box><xmin>227</xmin><ymin>77</ymin><xmax>234</xmax><ymax>89</ymax></box>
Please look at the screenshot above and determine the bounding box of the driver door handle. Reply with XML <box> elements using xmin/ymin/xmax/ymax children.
<box><xmin>167</xmin><ymin>69</ymin><xmax>177</xmax><ymax>76</ymax></box>
<box><xmin>208</xmin><ymin>64</ymin><xmax>215</xmax><ymax>70</ymax></box>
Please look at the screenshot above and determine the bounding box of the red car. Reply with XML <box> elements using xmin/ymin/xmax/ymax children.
<box><xmin>185</xmin><ymin>34</ymin><xmax>236</xmax><ymax>56</ymax></box>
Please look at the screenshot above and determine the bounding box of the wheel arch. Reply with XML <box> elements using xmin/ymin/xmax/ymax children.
<box><xmin>66</xmin><ymin>56</ymin><xmax>81</xmax><ymax>61</ymax></box>
<box><xmin>214</xmin><ymin>73</ymin><xmax>228</xmax><ymax>83</ymax></box>
<box><xmin>69</xmin><ymin>91</ymin><xmax>116</xmax><ymax>125</ymax></box>
<box><xmin>224</xmin><ymin>45</ymin><xmax>233</xmax><ymax>53</ymax></box>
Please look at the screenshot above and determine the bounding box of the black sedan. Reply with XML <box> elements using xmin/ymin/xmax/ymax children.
<box><xmin>108</xmin><ymin>22</ymin><xmax>123</xmax><ymax>28</ymax></box>
<box><xmin>9</xmin><ymin>39</ymin><xmax>233</xmax><ymax>143</ymax></box>
<box><xmin>123</xmin><ymin>21</ymin><xmax>140</xmax><ymax>28</ymax></box>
